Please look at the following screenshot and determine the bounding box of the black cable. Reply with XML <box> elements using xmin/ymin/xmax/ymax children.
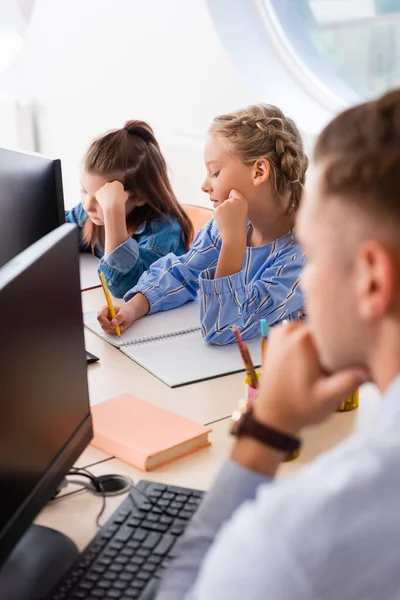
<box><xmin>68</xmin><ymin>468</ymin><xmax>106</xmax><ymax>528</ymax></box>
<box><xmin>51</xmin><ymin>485</ymin><xmax>88</xmax><ymax>501</ymax></box>
<box><xmin>51</xmin><ymin>466</ymin><xmax>160</xmax><ymax>529</ymax></box>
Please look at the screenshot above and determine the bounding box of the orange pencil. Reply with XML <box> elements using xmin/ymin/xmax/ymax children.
<box><xmin>243</xmin><ymin>344</ymin><xmax>258</xmax><ymax>389</ymax></box>
<box><xmin>233</xmin><ymin>327</ymin><xmax>258</xmax><ymax>389</ymax></box>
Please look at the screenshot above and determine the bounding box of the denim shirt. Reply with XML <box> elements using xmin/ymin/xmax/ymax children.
<box><xmin>126</xmin><ymin>218</ymin><xmax>305</xmax><ymax>344</ymax></box>
<box><xmin>65</xmin><ymin>203</ymin><xmax>186</xmax><ymax>298</ymax></box>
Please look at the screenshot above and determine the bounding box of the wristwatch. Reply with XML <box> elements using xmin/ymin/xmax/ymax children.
<box><xmin>230</xmin><ymin>399</ymin><xmax>301</xmax><ymax>454</ymax></box>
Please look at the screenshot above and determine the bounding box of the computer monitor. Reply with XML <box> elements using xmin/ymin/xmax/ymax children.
<box><xmin>0</xmin><ymin>224</ymin><xmax>92</xmax><ymax>595</ymax></box>
<box><xmin>0</xmin><ymin>147</ymin><xmax>65</xmax><ymax>269</ymax></box>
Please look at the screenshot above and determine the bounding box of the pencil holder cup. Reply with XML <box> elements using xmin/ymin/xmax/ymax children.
<box><xmin>337</xmin><ymin>389</ymin><xmax>359</xmax><ymax>412</ymax></box>
<box><xmin>244</xmin><ymin>372</ymin><xmax>261</xmax><ymax>404</ymax></box>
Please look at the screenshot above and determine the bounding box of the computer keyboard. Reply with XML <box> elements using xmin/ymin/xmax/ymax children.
<box><xmin>49</xmin><ymin>480</ymin><xmax>204</xmax><ymax>600</ymax></box>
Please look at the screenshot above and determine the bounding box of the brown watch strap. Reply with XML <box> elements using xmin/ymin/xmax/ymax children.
<box><xmin>232</xmin><ymin>409</ymin><xmax>301</xmax><ymax>454</ymax></box>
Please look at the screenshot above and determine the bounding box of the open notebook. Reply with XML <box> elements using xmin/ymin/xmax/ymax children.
<box><xmin>84</xmin><ymin>300</ymin><xmax>262</xmax><ymax>387</ymax></box>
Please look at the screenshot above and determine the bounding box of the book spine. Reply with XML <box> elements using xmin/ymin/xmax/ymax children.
<box><xmin>90</xmin><ymin>435</ymin><xmax>147</xmax><ymax>471</ymax></box>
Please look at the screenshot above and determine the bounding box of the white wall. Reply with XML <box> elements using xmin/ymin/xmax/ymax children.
<box><xmin>3</xmin><ymin>0</ymin><xmax>344</xmax><ymax>209</ymax></box>
<box><xmin>5</xmin><ymin>0</ymin><xmax>257</xmax><ymax>208</ymax></box>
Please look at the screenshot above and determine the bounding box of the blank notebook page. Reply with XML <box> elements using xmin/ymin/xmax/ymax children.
<box><xmin>122</xmin><ymin>330</ymin><xmax>262</xmax><ymax>387</ymax></box>
<box><xmin>84</xmin><ymin>298</ymin><xmax>201</xmax><ymax>347</ymax></box>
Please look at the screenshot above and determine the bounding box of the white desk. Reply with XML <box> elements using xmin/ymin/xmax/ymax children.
<box><xmin>82</xmin><ymin>288</ymin><xmax>249</xmax><ymax>424</ymax></box>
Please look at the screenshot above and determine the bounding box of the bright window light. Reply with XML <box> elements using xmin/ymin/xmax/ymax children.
<box><xmin>0</xmin><ymin>32</ymin><xmax>23</xmax><ymax>73</ymax></box>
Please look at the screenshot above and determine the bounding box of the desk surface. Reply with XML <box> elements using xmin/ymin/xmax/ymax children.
<box><xmin>82</xmin><ymin>288</ymin><xmax>249</xmax><ymax>425</ymax></box>
<box><xmin>36</xmin><ymin>287</ymin><xmax>383</xmax><ymax>554</ymax></box>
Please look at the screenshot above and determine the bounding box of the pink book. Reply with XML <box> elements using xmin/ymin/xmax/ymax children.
<box><xmin>90</xmin><ymin>394</ymin><xmax>212</xmax><ymax>471</ymax></box>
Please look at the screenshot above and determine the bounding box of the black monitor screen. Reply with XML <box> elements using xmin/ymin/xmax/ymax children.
<box><xmin>0</xmin><ymin>147</ymin><xmax>65</xmax><ymax>269</ymax></box>
<box><xmin>0</xmin><ymin>224</ymin><xmax>92</xmax><ymax>566</ymax></box>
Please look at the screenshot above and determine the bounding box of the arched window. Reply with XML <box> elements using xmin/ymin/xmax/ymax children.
<box><xmin>263</xmin><ymin>0</ymin><xmax>400</xmax><ymax>101</ymax></box>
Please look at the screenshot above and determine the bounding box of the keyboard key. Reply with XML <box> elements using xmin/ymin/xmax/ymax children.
<box><xmin>136</xmin><ymin>548</ymin><xmax>151</xmax><ymax>558</ymax></box>
<box><xmin>141</xmin><ymin>521</ymin><xmax>160</xmax><ymax>531</ymax></box>
<box><xmin>97</xmin><ymin>581</ymin><xmax>112</xmax><ymax>589</ymax></box>
<box><xmin>148</xmin><ymin>555</ymin><xmax>162</xmax><ymax>565</ymax></box>
<box><xmin>78</xmin><ymin>581</ymin><xmax>94</xmax><ymax>591</ymax></box>
<box><xmin>106</xmin><ymin>591</ymin><xmax>121</xmax><ymax>599</ymax></box>
<box><xmin>127</xmin><ymin>517</ymin><xmax>141</xmax><ymax>528</ymax></box>
<box><xmin>121</xmin><ymin>547</ymin><xmax>135</xmax><ymax>558</ymax></box>
<box><xmin>115</xmin><ymin>527</ymin><xmax>133</xmax><ymax>543</ymax></box>
<box><xmin>170</xmin><ymin>525</ymin><xmax>186</xmax><ymax>536</ymax></box>
<box><xmin>132</xmin><ymin>556</ymin><xmax>145</xmax><ymax>566</ymax></box>
<box><xmin>115</xmin><ymin>556</ymin><xmax>129</xmax><ymax>565</ymax></box>
<box><xmin>125</xmin><ymin>564</ymin><xmax>140</xmax><ymax>575</ymax></box>
<box><xmin>170</xmin><ymin>502</ymin><xmax>184</xmax><ymax>510</ymax></box>
<box><xmin>188</xmin><ymin>497</ymin><xmax>200</xmax><ymax>505</ymax></box>
<box><xmin>121</xmin><ymin>593</ymin><xmax>140</xmax><ymax>599</ymax></box>
<box><xmin>85</xmin><ymin>573</ymin><xmax>100</xmax><ymax>582</ymax></box>
<box><xmin>71</xmin><ymin>592</ymin><xmax>86</xmax><ymax>599</ymax></box>
<box><xmin>119</xmin><ymin>573</ymin><xmax>134</xmax><ymax>583</ymax></box>
<box><xmin>175</xmin><ymin>495</ymin><xmax>189</xmax><ymax>503</ymax></box>
<box><xmin>132</xmin><ymin>579</ymin><xmax>146</xmax><ymax>590</ymax></box>
<box><xmin>160</xmin><ymin>515</ymin><xmax>173</xmax><ymax>525</ymax></box>
<box><xmin>152</xmin><ymin>507</ymin><xmax>163</xmax><ymax>515</ymax></box>
<box><xmin>92</xmin><ymin>588</ymin><xmax>106</xmax><ymax>597</ymax></box>
<box><xmin>142</xmin><ymin>563</ymin><xmax>157</xmax><ymax>573</ymax></box>
<box><xmin>178</xmin><ymin>510</ymin><xmax>192</xmax><ymax>520</ymax></box>
<box><xmin>142</xmin><ymin>532</ymin><xmax>162</xmax><ymax>550</ymax></box>
<box><xmin>114</xmin><ymin>514</ymin><xmax>127</xmax><ymax>525</ymax></box>
<box><xmin>132</xmin><ymin>528</ymin><xmax>148</xmax><ymax>542</ymax></box>
<box><xmin>149</xmin><ymin>491</ymin><xmax>162</xmax><ymax>499</ymax></box>
<box><xmin>127</xmin><ymin>540</ymin><xmax>140</xmax><ymax>550</ymax></box>
<box><xmin>109</xmin><ymin>564</ymin><xmax>124</xmax><ymax>573</ymax></box>
<box><xmin>154</xmin><ymin>534</ymin><xmax>176</xmax><ymax>557</ymax></box>
<box><xmin>150</xmin><ymin>484</ymin><xmax>167</xmax><ymax>492</ymax></box>
<box><xmin>103</xmin><ymin>572</ymin><xmax>118</xmax><ymax>581</ymax></box>
<box><xmin>146</xmin><ymin>513</ymin><xmax>160</xmax><ymax>523</ymax></box>
<box><xmin>162</xmin><ymin>492</ymin><xmax>175</xmax><ymax>501</ymax></box>
<box><xmin>168</xmin><ymin>485</ymin><xmax>196</xmax><ymax>495</ymax></box>
<box><xmin>157</xmin><ymin>500</ymin><xmax>170</xmax><ymax>508</ymax></box>
<box><xmin>103</xmin><ymin>549</ymin><xmax>118</xmax><ymax>559</ymax></box>
<box><xmin>137</xmin><ymin>571</ymin><xmax>151</xmax><ymax>582</ymax></box>
<box><xmin>109</xmin><ymin>541</ymin><xmax>124</xmax><ymax>551</ymax></box>
<box><xmin>140</xmin><ymin>502</ymin><xmax>152</xmax><ymax>512</ymax></box>
<box><xmin>166</xmin><ymin>508</ymin><xmax>178</xmax><ymax>517</ymax></box>
<box><xmin>154</xmin><ymin>523</ymin><xmax>169</xmax><ymax>533</ymax></box>
<box><xmin>98</xmin><ymin>557</ymin><xmax>113</xmax><ymax>567</ymax></box>
<box><xmin>92</xmin><ymin>565</ymin><xmax>106</xmax><ymax>574</ymax></box>
<box><xmin>112</xmin><ymin>580</ymin><xmax>128</xmax><ymax>590</ymax></box>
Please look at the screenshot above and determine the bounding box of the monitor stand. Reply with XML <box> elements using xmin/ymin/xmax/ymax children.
<box><xmin>0</xmin><ymin>524</ymin><xmax>78</xmax><ymax>600</ymax></box>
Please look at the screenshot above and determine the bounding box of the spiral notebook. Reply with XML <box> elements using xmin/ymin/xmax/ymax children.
<box><xmin>83</xmin><ymin>300</ymin><xmax>262</xmax><ymax>387</ymax></box>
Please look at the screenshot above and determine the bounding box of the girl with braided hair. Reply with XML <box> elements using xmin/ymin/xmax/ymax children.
<box><xmin>98</xmin><ymin>105</ymin><xmax>308</xmax><ymax>344</ymax></box>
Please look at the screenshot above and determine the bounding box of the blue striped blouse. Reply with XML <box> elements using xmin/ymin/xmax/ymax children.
<box><xmin>125</xmin><ymin>219</ymin><xmax>305</xmax><ymax>344</ymax></box>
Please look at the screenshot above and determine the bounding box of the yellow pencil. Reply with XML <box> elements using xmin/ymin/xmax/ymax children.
<box><xmin>99</xmin><ymin>273</ymin><xmax>121</xmax><ymax>337</ymax></box>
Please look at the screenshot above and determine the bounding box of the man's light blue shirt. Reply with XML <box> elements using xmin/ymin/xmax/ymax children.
<box><xmin>156</xmin><ymin>377</ymin><xmax>400</xmax><ymax>600</ymax></box>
